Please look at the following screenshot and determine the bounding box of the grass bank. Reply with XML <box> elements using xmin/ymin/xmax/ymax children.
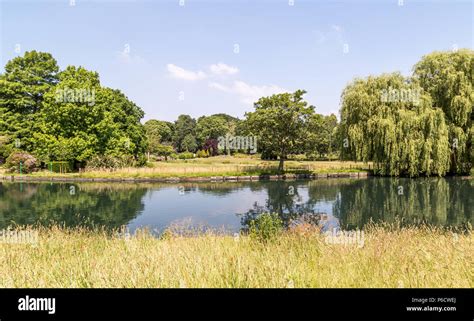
<box><xmin>0</xmin><ymin>225</ymin><xmax>472</xmax><ymax>288</ymax></box>
<box><xmin>0</xmin><ymin>157</ymin><xmax>371</xmax><ymax>179</ymax></box>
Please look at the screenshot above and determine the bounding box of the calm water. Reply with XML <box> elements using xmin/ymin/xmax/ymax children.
<box><xmin>0</xmin><ymin>177</ymin><xmax>472</xmax><ymax>233</ymax></box>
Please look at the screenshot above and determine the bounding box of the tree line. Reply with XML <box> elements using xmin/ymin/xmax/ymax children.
<box><xmin>0</xmin><ymin>49</ymin><xmax>472</xmax><ymax>176</ymax></box>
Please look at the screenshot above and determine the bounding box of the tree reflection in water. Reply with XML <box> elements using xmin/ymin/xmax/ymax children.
<box><xmin>0</xmin><ymin>182</ymin><xmax>146</xmax><ymax>230</ymax></box>
<box><xmin>238</xmin><ymin>178</ymin><xmax>473</xmax><ymax>233</ymax></box>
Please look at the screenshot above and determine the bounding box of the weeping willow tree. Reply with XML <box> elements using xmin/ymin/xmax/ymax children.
<box><xmin>340</xmin><ymin>49</ymin><xmax>473</xmax><ymax>176</ymax></box>
<box><xmin>340</xmin><ymin>73</ymin><xmax>450</xmax><ymax>177</ymax></box>
<box><xmin>413</xmin><ymin>49</ymin><xmax>474</xmax><ymax>174</ymax></box>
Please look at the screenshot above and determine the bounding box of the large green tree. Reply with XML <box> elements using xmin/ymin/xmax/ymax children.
<box><xmin>339</xmin><ymin>73</ymin><xmax>450</xmax><ymax>177</ymax></box>
<box><xmin>195</xmin><ymin>114</ymin><xmax>235</xmax><ymax>153</ymax></box>
<box><xmin>172</xmin><ymin>114</ymin><xmax>196</xmax><ymax>152</ymax></box>
<box><xmin>245</xmin><ymin>90</ymin><xmax>315</xmax><ymax>172</ymax></box>
<box><xmin>339</xmin><ymin>49</ymin><xmax>473</xmax><ymax>176</ymax></box>
<box><xmin>0</xmin><ymin>52</ymin><xmax>146</xmax><ymax>164</ymax></box>
<box><xmin>306</xmin><ymin>113</ymin><xmax>338</xmax><ymax>159</ymax></box>
<box><xmin>0</xmin><ymin>51</ymin><xmax>59</xmax><ymax>152</ymax></box>
<box><xmin>144</xmin><ymin>119</ymin><xmax>174</xmax><ymax>158</ymax></box>
<box><xmin>196</xmin><ymin>115</ymin><xmax>228</xmax><ymax>144</ymax></box>
<box><xmin>413</xmin><ymin>49</ymin><xmax>473</xmax><ymax>174</ymax></box>
<box><xmin>181</xmin><ymin>133</ymin><xmax>198</xmax><ymax>152</ymax></box>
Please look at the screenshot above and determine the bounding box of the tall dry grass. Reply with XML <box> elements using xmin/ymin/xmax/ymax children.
<box><xmin>0</xmin><ymin>225</ymin><xmax>472</xmax><ymax>288</ymax></box>
<box><xmin>7</xmin><ymin>158</ymin><xmax>370</xmax><ymax>178</ymax></box>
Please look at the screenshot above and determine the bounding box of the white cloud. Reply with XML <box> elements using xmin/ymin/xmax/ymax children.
<box><xmin>209</xmin><ymin>82</ymin><xmax>231</xmax><ymax>92</ymax></box>
<box><xmin>210</xmin><ymin>80</ymin><xmax>289</xmax><ymax>105</ymax></box>
<box><xmin>167</xmin><ymin>64</ymin><xmax>207</xmax><ymax>81</ymax></box>
<box><xmin>209</xmin><ymin>63</ymin><xmax>239</xmax><ymax>75</ymax></box>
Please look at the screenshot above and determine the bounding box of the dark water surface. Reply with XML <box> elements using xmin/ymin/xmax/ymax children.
<box><xmin>0</xmin><ymin>177</ymin><xmax>472</xmax><ymax>233</ymax></box>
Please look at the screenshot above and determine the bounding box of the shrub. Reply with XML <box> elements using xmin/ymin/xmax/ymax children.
<box><xmin>196</xmin><ymin>150</ymin><xmax>209</xmax><ymax>158</ymax></box>
<box><xmin>248</xmin><ymin>213</ymin><xmax>283</xmax><ymax>242</ymax></box>
<box><xmin>169</xmin><ymin>153</ymin><xmax>178</xmax><ymax>160</ymax></box>
<box><xmin>5</xmin><ymin>152</ymin><xmax>38</xmax><ymax>173</ymax></box>
<box><xmin>177</xmin><ymin>152</ymin><xmax>194</xmax><ymax>160</ymax></box>
<box><xmin>86</xmin><ymin>155</ymin><xmax>137</xmax><ymax>169</ymax></box>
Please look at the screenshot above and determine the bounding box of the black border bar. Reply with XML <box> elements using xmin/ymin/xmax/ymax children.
<box><xmin>0</xmin><ymin>288</ymin><xmax>472</xmax><ymax>321</ymax></box>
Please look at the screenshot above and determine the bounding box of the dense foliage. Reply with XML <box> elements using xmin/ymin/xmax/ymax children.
<box><xmin>0</xmin><ymin>51</ymin><xmax>146</xmax><ymax>167</ymax></box>
<box><xmin>340</xmin><ymin>49</ymin><xmax>473</xmax><ymax>176</ymax></box>
<box><xmin>244</xmin><ymin>90</ymin><xmax>315</xmax><ymax>171</ymax></box>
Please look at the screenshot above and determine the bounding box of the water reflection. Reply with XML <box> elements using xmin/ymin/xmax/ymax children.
<box><xmin>334</xmin><ymin>178</ymin><xmax>473</xmax><ymax>229</ymax></box>
<box><xmin>0</xmin><ymin>177</ymin><xmax>471</xmax><ymax>232</ymax></box>
<box><xmin>0</xmin><ymin>182</ymin><xmax>146</xmax><ymax>229</ymax></box>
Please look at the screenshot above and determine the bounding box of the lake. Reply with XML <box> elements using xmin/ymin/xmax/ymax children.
<box><xmin>0</xmin><ymin>177</ymin><xmax>472</xmax><ymax>234</ymax></box>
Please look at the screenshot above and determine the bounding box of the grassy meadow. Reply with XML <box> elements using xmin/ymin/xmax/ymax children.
<box><xmin>0</xmin><ymin>224</ymin><xmax>472</xmax><ymax>288</ymax></box>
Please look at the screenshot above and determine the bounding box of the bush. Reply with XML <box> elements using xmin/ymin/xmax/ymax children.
<box><xmin>248</xmin><ymin>213</ymin><xmax>283</xmax><ymax>242</ymax></box>
<box><xmin>86</xmin><ymin>155</ymin><xmax>138</xmax><ymax>169</ymax></box>
<box><xmin>169</xmin><ymin>153</ymin><xmax>178</xmax><ymax>160</ymax></box>
<box><xmin>196</xmin><ymin>150</ymin><xmax>209</xmax><ymax>158</ymax></box>
<box><xmin>48</xmin><ymin>161</ymin><xmax>74</xmax><ymax>173</ymax></box>
<box><xmin>177</xmin><ymin>152</ymin><xmax>194</xmax><ymax>160</ymax></box>
<box><xmin>5</xmin><ymin>152</ymin><xmax>38</xmax><ymax>173</ymax></box>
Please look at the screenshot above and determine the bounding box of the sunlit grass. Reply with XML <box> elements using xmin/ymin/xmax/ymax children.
<box><xmin>0</xmin><ymin>224</ymin><xmax>472</xmax><ymax>288</ymax></box>
<box><xmin>2</xmin><ymin>157</ymin><xmax>371</xmax><ymax>178</ymax></box>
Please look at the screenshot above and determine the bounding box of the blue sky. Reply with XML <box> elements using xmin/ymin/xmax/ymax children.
<box><xmin>1</xmin><ymin>0</ymin><xmax>472</xmax><ymax>122</ymax></box>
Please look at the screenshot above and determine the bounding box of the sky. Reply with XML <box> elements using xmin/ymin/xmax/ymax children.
<box><xmin>0</xmin><ymin>0</ymin><xmax>473</xmax><ymax>122</ymax></box>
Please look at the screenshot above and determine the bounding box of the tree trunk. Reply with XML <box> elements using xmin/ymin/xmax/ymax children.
<box><xmin>278</xmin><ymin>157</ymin><xmax>285</xmax><ymax>173</ymax></box>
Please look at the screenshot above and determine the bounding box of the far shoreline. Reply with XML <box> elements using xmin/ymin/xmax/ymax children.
<box><xmin>1</xmin><ymin>172</ymin><xmax>472</xmax><ymax>183</ymax></box>
<box><xmin>0</xmin><ymin>171</ymin><xmax>371</xmax><ymax>183</ymax></box>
